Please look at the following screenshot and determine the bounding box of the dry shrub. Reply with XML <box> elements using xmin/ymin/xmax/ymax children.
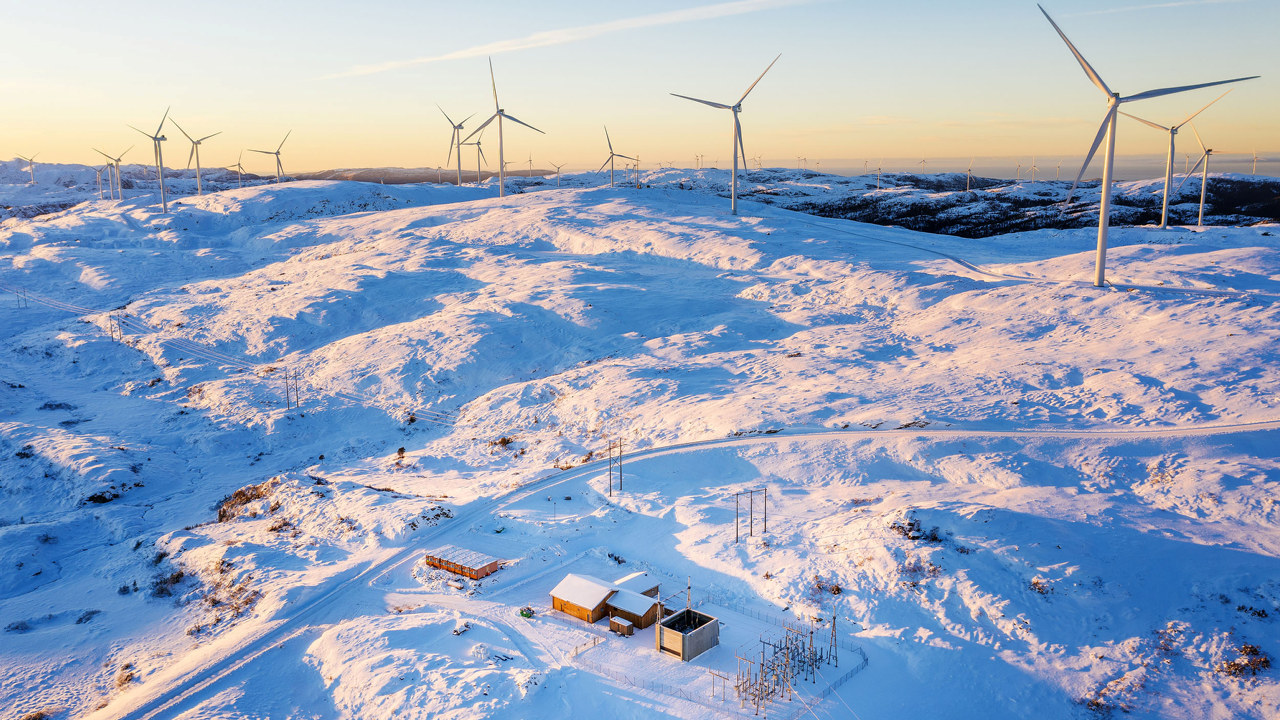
<box><xmin>216</xmin><ymin>478</ymin><xmax>279</xmax><ymax>522</ymax></box>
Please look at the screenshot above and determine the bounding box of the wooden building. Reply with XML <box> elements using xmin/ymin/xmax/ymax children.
<box><xmin>422</xmin><ymin>545</ymin><xmax>501</xmax><ymax>580</ymax></box>
<box><xmin>550</xmin><ymin>574</ymin><xmax>616</xmax><ymax>623</ymax></box>
<box><xmin>605</xmin><ymin>588</ymin><xmax>660</xmax><ymax>629</ymax></box>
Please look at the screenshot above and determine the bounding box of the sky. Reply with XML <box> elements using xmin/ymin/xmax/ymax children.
<box><xmin>3</xmin><ymin>0</ymin><xmax>1277</xmax><ymax>178</ymax></box>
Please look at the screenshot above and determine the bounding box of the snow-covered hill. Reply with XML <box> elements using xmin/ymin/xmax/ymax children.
<box><xmin>2</xmin><ymin>179</ymin><xmax>1277</xmax><ymax>719</ymax></box>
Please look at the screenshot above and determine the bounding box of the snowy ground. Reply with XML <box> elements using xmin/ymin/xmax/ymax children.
<box><xmin>2</xmin><ymin>176</ymin><xmax>1278</xmax><ymax>719</ymax></box>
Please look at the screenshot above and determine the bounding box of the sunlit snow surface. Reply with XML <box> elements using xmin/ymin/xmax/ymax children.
<box><xmin>2</xmin><ymin>176</ymin><xmax>1278</xmax><ymax>719</ymax></box>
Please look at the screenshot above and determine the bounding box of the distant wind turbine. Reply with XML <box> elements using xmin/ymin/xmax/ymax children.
<box><xmin>93</xmin><ymin>146</ymin><xmax>131</xmax><ymax>200</ymax></box>
<box><xmin>461</xmin><ymin>131</ymin><xmax>487</xmax><ymax>185</ymax></box>
<box><xmin>1039</xmin><ymin>3</ymin><xmax>1257</xmax><ymax>286</ymax></box>
<box><xmin>671</xmin><ymin>54</ymin><xmax>780</xmax><ymax>215</ymax></box>
<box><xmin>1176</xmin><ymin>123</ymin><xmax>1225</xmax><ymax>227</ymax></box>
<box><xmin>918</xmin><ymin>159</ymin><xmax>926</xmax><ymax>174</ymax></box>
<box><xmin>1030</xmin><ymin>156</ymin><xmax>1039</xmax><ymax>184</ymax></box>
<box><xmin>439</xmin><ymin>106</ymin><xmax>473</xmax><ymax>186</ymax></box>
<box><xmin>229</xmin><ymin>150</ymin><xmax>246</xmax><ymax>188</ymax></box>
<box><xmin>129</xmin><ymin>107</ymin><xmax>171</xmax><ymax>212</ymax></box>
<box><xmin>551</xmin><ymin>161</ymin><xmax>565</xmax><ymax>186</ymax></box>
<box><xmin>598</xmin><ymin>126</ymin><xmax>636</xmax><ymax>188</ymax></box>
<box><xmin>527</xmin><ymin>153</ymin><xmax>534</xmax><ymax>178</ymax></box>
<box><xmin>461</xmin><ymin>58</ymin><xmax>544</xmax><ymax>199</ymax></box>
<box><xmin>94</xmin><ymin>165</ymin><xmax>107</xmax><ymax>198</ymax></box>
<box><xmin>248</xmin><ymin>131</ymin><xmax>291</xmax><ymax>183</ymax></box>
<box><xmin>16</xmin><ymin>153</ymin><xmax>37</xmax><ymax>185</ymax></box>
<box><xmin>168</xmin><ymin>117</ymin><xmax>220</xmax><ymax>196</ymax></box>
<box><xmin>966</xmin><ymin>158</ymin><xmax>974</xmax><ymax>192</ymax></box>
<box><xmin>1119</xmin><ymin>89</ymin><xmax>1231</xmax><ymax>228</ymax></box>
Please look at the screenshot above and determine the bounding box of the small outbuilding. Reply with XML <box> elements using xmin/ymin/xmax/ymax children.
<box><xmin>423</xmin><ymin>545</ymin><xmax>501</xmax><ymax>579</ymax></box>
<box><xmin>656</xmin><ymin>608</ymin><xmax>720</xmax><ymax>662</ymax></box>
<box><xmin>609</xmin><ymin>616</ymin><xmax>635</xmax><ymax>637</ymax></box>
<box><xmin>605</xmin><ymin>587</ymin><xmax>660</xmax><ymax>629</ymax></box>
<box><xmin>550</xmin><ymin>574</ymin><xmax>616</xmax><ymax>624</ymax></box>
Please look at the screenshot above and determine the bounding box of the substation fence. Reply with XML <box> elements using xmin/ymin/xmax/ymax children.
<box><xmin>0</xmin><ymin>281</ymin><xmax>458</xmax><ymax>426</ymax></box>
<box><xmin>699</xmin><ymin>596</ymin><xmax>865</xmax><ymax>656</ymax></box>
<box><xmin>575</xmin><ymin>658</ymin><xmax>755</xmax><ymax>719</ymax></box>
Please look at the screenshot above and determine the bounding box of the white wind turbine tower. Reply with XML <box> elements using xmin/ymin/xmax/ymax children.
<box><xmin>94</xmin><ymin>146</ymin><xmax>131</xmax><ymax>200</ymax></box>
<box><xmin>918</xmin><ymin>158</ymin><xmax>927</xmax><ymax>174</ymax></box>
<box><xmin>461</xmin><ymin>58</ymin><xmax>544</xmax><ymax>199</ymax></box>
<box><xmin>551</xmin><ymin>161</ymin><xmax>565</xmax><ymax>186</ymax></box>
<box><xmin>16</xmin><ymin>153</ymin><xmax>38</xmax><ymax>184</ymax></box>
<box><xmin>1016</xmin><ymin>162</ymin><xmax>1022</xmax><ymax>181</ymax></box>
<box><xmin>527</xmin><ymin>153</ymin><xmax>534</xmax><ymax>178</ymax></box>
<box><xmin>169</xmin><ymin>118</ymin><xmax>221</xmax><ymax>196</ymax></box>
<box><xmin>1118</xmin><ymin>89</ymin><xmax>1231</xmax><ymax>229</ymax></box>
<box><xmin>671</xmin><ymin>53</ymin><xmax>780</xmax><ymax>215</ymax></box>
<box><xmin>1030</xmin><ymin>156</ymin><xmax>1039</xmax><ymax>184</ymax></box>
<box><xmin>129</xmin><ymin>107</ymin><xmax>171</xmax><ymax>212</ymax></box>
<box><xmin>249</xmin><ymin>131</ymin><xmax>291</xmax><ymax>183</ymax></box>
<box><xmin>598</xmin><ymin>126</ymin><xmax>636</xmax><ymax>188</ymax></box>
<box><xmin>1040</xmin><ymin>4</ymin><xmax>1257</xmax><ymax>287</ymax></box>
<box><xmin>439</xmin><ymin>106</ymin><xmax>473</xmax><ymax>185</ymax></box>
<box><xmin>94</xmin><ymin>165</ymin><xmax>107</xmax><ymax>198</ymax></box>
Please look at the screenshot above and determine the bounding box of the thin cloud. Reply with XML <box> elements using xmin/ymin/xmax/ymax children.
<box><xmin>325</xmin><ymin>0</ymin><xmax>815</xmax><ymax>79</ymax></box>
<box><xmin>1064</xmin><ymin>0</ymin><xmax>1243</xmax><ymax>17</ymax></box>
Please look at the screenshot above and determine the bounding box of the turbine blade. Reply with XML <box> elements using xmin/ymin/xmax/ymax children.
<box><xmin>489</xmin><ymin>57</ymin><xmax>500</xmax><ymax>111</ymax></box>
<box><xmin>1067</xmin><ymin>107</ymin><xmax>1115</xmax><ymax>203</ymax></box>
<box><xmin>1175</xmin><ymin>153</ymin><xmax>1207</xmax><ymax>193</ymax></box>
<box><xmin>737</xmin><ymin>53</ymin><xmax>781</xmax><ymax>104</ymax></box>
<box><xmin>1124</xmin><ymin>76</ymin><xmax>1258</xmax><ymax>103</ymax></box>
<box><xmin>461</xmin><ymin>114</ymin><xmax>498</xmax><ymax>143</ymax></box>
<box><xmin>155</xmin><ymin>106</ymin><xmax>170</xmax><ymax>136</ymax></box>
<box><xmin>198</xmin><ymin>131</ymin><xmax>222</xmax><ymax>142</ymax></box>
<box><xmin>1190</xmin><ymin>122</ymin><xmax>1207</xmax><ymax>154</ymax></box>
<box><xmin>169</xmin><ymin>117</ymin><xmax>195</xmax><ymax>142</ymax></box>
<box><xmin>670</xmin><ymin>92</ymin><xmax>732</xmax><ymax>110</ymax></box>
<box><xmin>478</xmin><ymin>146</ymin><xmax>487</xmax><ymax>165</ymax></box>
<box><xmin>276</xmin><ymin>130</ymin><xmax>292</xmax><ymax>152</ymax></box>
<box><xmin>461</xmin><ymin>112</ymin><xmax>476</xmax><ymax>127</ymax></box>
<box><xmin>1177</xmin><ymin>89</ymin><xmax>1231</xmax><ymax>128</ymax></box>
<box><xmin>737</xmin><ymin>116</ymin><xmax>747</xmax><ymax>169</ymax></box>
<box><xmin>617</xmin><ymin>154</ymin><xmax>637</xmax><ymax>162</ymax></box>
<box><xmin>186</xmin><ymin>146</ymin><xmax>195</xmax><ymax>170</ymax></box>
<box><xmin>604</xmin><ymin>125</ymin><xmax>614</xmax><ymax>153</ymax></box>
<box><xmin>447</xmin><ymin>135</ymin><xmax>455</xmax><ymax>166</ymax></box>
<box><xmin>248</xmin><ymin>149</ymin><xmax>273</xmax><ymax>154</ymax></box>
<box><xmin>128</xmin><ymin>124</ymin><xmax>153</xmax><ymax>139</ymax></box>
<box><xmin>598</xmin><ymin>156</ymin><xmax>612</xmax><ymax>173</ymax></box>
<box><xmin>120</xmin><ymin>146</ymin><xmax>133</xmax><ymax>159</ymax></box>
<box><xmin>93</xmin><ymin>148</ymin><xmax>114</xmax><ymax>160</ymax></box>
<box><xmin>1038</xmin><ymin>4</ymin><xmax>1112</xmax><ymax>98</ymax></box>
<box><xmin>438</xmin><ymin>104</ymin><xmax>456</xmax><ymax>127</ymax></box>
<box><xmin>1117</xmin><ymin>111</ymin><xmax>1168</xmax><ymax>132</ymax></box>
<box><xmin>502</xmin><ymin>113</ymin><xmax>544</xmax><ymax>134</ymax></box>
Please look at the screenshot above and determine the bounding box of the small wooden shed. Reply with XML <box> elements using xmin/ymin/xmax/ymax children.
<box><xmin>422</xmin><ymin>545</ymin><xmax>501</xmax><ymax>580</ymax></box>
<box><xmin>610</xmin><ymin>616</ymin><xmax>635</xmax><ymax>636</ymax></box>
<box><xmin>550</xmin><ymin>574</ymin><xmax>615</xmax><ymax>624</ymax></box>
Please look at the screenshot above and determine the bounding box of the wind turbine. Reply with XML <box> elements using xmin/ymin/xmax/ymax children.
<box><xmin>1056</xmin><ymin>160</ymin><xmax>1062</xmax><ymax>180</ymax></box>
<box><xmin>16</xmin><ymin>153</ymin><xmax>37</xmax><ymax>184</ymax></box>
<box><xmin>918</xmin><ymin>159</ymin><xmax>927</xmax><ymax>174</ymax></box>
<box><xmin>551</xmin><ymin>161</ymin><xmax>565</xmax><ymax>186</ymax></box>
<box><xmin>439</xmin><ymin>106</ymin><xmax>473</xmax><ymax>186</ymax></box>
<box><xmin>598</xmin><ymin>126</ymin><xmax>636</xmax><ymax>188</ymax></box>
<box><xmin>966</xmin><ymin>158</ymin><xmax>974</xmax><ymax>192</ymax></box>
<box><xmin>461</xmin><ymin>58</ymin><xmax>545</xmax><ymax>199</ymax></box>
<box><xmin>129</xmin><ymin>107</ymin><xmax>170</xmax><ymax>212</ymax></box>
<box><xmin>169</xmin><ymin>117</ymin><xmax>221</xmax><ymax>196</ymax></box>
<box><xmin>1030</xmin><ymin>156</ymin><xmax>1039</xmax><ymax>184</ymax></box>
<box><xmin>94</xmin><ymin>165</ymin><xmax>107</xmax><ymax>198</ymax></box>
<box><xmin>1118</xmin><ymin>89</ymin><xmax>1230</xmax><ymax>228</ymax></box>
<box><xmin>461</xmin><ymin>131</ymin><xmax>487</xmax><ymax>185</ymax></box>
<box><xmin>229</xmin><ymin>150</ymin><xmax>246</xmax><ymax>188</ymax></box>
<box><xmin>1039</xmin><ymin>4</ymin><xmax>1257</xmax><ymax>287</ymax></box>
<box><xmin>527</xmin><ymin>153</ymin><xmax>534</xmax><ymax>178</ymax></box>
<box><xmin>1176</xmin><ymin>123</ymin><xmax>1224</xmax><ymax>227</ymax></box>
<box><xmin>671</xmin><ymin>53</ymin><xmax>780</xmax><ymax>215</ymax></box>
<box><xmin>1016</xmin><ymin>162</ymin><xmax>1022</xmax><ymax>181</ymax></box>
<box><xmin>876</xmin><ymin>162</ymin><xmax>882</xmax><ymax>190</ymax></box>
<box><xmin>248</xmin><ymin>131</ymin><xmax>291</xmax><ymax>183</ymax></box>
<box><xmin>93</xmin><ymin>146</ymin><xmax>131</xmax><ymax>199</ymax></box>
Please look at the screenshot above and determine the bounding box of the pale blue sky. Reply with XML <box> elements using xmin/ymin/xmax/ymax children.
<box><xmin>3</xmin><ymin>0</ymin><xmax>1276</xmax><ymax>176</ymax></box>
